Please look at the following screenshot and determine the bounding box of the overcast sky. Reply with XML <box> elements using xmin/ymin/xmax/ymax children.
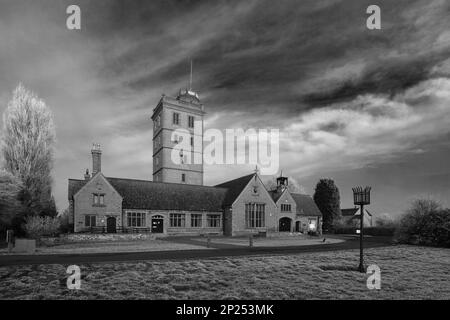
<box><xmin>1</xmin><ymin>0</ymin><xmax>449</xmax><ymax>216</ymax></box>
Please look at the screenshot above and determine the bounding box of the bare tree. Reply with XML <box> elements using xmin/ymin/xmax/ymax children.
<box><xmin>0</xmin><ymin>169</ymin><xmax>22</xmax><ymax>229</ymax></box>
<box><xmin>1</xmin><ymin>84</ymin><xmax>56</xmax><ymax>216</ymax></box>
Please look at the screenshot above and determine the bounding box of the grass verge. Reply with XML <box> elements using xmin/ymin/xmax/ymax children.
<box><xmin>0</xmin><ymin>245</ymin><xmax>448</xmax><ymax>299</ymax></box>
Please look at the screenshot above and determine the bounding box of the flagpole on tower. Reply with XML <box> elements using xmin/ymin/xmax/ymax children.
<box><xmin>189</xmin><ymin>59</ymin><xmax>193</xmax><ymax>91</ymax></box>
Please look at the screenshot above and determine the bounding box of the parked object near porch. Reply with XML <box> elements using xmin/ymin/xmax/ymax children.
<box><xmin>13</xmin><ymin>239</ymin><xmax>36</xmax><ymax>253</ymax></box>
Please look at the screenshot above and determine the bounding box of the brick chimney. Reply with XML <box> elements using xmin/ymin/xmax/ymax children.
<box><xmin>91</xmin><ymin>143</ymin><xmax>102</xmax><ymax>176</ymax></box>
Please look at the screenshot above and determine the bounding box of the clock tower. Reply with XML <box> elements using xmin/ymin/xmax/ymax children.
<box><xmin>151</xmin><ymin>88</ymin><xmax>204</xmax><ymax>185</ymax></box>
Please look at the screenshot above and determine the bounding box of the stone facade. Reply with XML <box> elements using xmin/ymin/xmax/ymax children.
<box><xmin>152</xmin><ymin>93</ymin><xmax>204</xmax><ymax>185</ymax></box>
<box><xmin>121</xmin><ymin>209</ymin><xmax>223</xmax><ymax>235</ymax></box>
<box><xmin>228</xmin><ymin>175</ymin><xmax>278</xmax><ymax>236</ymax></box>
<box><xmin>274</xmin><ymin>189</ymin><xmax>321</xmax><ymax>233</ymax></box>
<box><xmin>72</xmin><ymin>173</ymin><xmax>123</xmax><ymax>233</ymax></box>
<box><xmin>274</xmin><ymin>188</ymin><xmax>297</xmax><ymax>232</ymax></box>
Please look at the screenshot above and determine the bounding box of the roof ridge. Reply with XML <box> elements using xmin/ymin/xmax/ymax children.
<box><xmin>105</xmin><ymin>176</ymin><xmax>229</xmax><ymax>190</ymax></box>
<box><xmin>214</xmin><ymin>173</ymin><xmax>254</xmax><ymax>187</ymax></box>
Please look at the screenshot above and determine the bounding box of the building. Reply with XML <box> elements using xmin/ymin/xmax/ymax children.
<box><xmin>152</xmin><ymin>89</ymin><xmax>204</xmax><ymax>185</ymax></box>
<box><xmin>68</xmin><ymin>87</ymin><xmax>322</xmax><ymax>235</ymax></box>
<box><xmin>341</xmin><ymin>207</ymin><xmax>373</xmax><ymax>227</ymax></box>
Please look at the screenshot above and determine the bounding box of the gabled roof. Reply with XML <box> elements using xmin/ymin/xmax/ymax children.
<box><xmin>341</xmin><ymin>208</ymin><xmax>359</xmax><ymax>216</ymax></box>
<box><xmin>291</xmin><ymin>193</ymin><xmax>322</xmax><ymax>216</ymax></box>
<box><xmin>268</xmin><ymin>188</ymin><xmax>285</xmax><ymax>203</ymax></box>
<box><xmin>68</xmin><ymin>177</ymin><xmax>227</xmax><ymax>212</ymax></box>
<box><xmin>214</xmin><ymin>173</ymin><xmax>255</xmax><ymax>207</ymax></box>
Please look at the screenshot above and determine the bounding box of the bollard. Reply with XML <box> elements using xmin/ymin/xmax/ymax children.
<box><xmin>6</xmin><ymin>230</ymin><xmax>14</xmax><ymax>253</ymax></box>
<box><xmin>249</xmin><ymin>234</ymin><xmax>253</xmax><ymax>247</ymax></box>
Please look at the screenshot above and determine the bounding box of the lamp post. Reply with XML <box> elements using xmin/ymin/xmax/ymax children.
<box><xmin>352</xmin><ymin>186</ymin><xmax>371</xmax><ymax>273</ymax></box>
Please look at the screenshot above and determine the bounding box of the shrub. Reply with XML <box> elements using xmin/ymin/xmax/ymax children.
<box><xmin>23</xmin><ymin>215</ymin><xmax>61</xmax><ymax>240</ymax></box>
<box><xmin>375</xmin><ymin>213</ymin><xmax>397</xmax><ymax>228</ymax></box>
<box><xmin>395</xmin><ymin>199</ymin><xmax>450</xmax><ymax>247</ymax></box>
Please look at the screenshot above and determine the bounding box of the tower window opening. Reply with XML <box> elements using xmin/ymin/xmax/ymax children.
<box><xmin>173</xmin><ymin>112</ymin><xmax>180</xmax><ymax>125</ymax></box>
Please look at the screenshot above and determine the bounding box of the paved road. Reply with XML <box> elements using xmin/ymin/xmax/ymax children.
<box><xmin>0</xmin><ymin>236</ymin><xmax>393</xmax><ymax>266</ymax></box>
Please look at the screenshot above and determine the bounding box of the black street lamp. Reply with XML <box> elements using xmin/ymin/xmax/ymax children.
<box><xmin>352</xmin><ymin>186</ymin><xmax>371</xmax><ymax>273</ymax></box>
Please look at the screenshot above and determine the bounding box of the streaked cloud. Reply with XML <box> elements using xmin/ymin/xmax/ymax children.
<box><xmin>0</xmin><ymin>0</ymin><xmax>449</xmax><ymax>215</ymax></box>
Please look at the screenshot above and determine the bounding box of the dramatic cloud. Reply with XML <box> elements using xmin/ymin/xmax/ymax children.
<box><xmin>281</xmin><ymin>78</ymin><xmax>450</xmax><ymax>175</ymax></box>
<box><xmin>0</xmin><ymin>0</ymin><xmax>449</xmax><ymax>215</ymax></box>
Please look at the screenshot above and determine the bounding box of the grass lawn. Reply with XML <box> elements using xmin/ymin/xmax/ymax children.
<box><xmin>0</xmin><ymin>245</ymin><xmax>449</xmax><ymax>299</ymax></box>
<box><xmin>0</xmin><ymin>239</ymin><xmax>209</xmax><ymax>255</ymax></box>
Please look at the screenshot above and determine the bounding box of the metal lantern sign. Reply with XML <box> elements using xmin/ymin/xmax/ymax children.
<box><xmin>352</xmin><ymin>186</ymin><xmax>371</xmax><ymax>273</ymax></box>
<box><xmin>352</xmin><ymin>186</ymin><xmax>371</xmax><ymax>205</ymax></box>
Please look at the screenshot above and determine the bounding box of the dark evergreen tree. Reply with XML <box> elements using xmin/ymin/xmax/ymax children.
<box><xmin>313</xmin><ymin>178</ymin><xmax>342</xmax><ymax>232</ymax></box>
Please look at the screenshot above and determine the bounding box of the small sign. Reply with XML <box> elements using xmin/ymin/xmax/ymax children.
<box><xmin>356</xmin><ymin>229</ymin><xmax>361</xmax><ymax>234</ymax></box>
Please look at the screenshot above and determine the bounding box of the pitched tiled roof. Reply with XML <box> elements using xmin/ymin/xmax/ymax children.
<box><xmin>291</xmin><ymin>193</ymin><xmax>322</xmax><ymax>216</ymax></box>
<box><xmin>341</xmin><ymin>208</ymin><xmax>359</xmax><ymax>216</ymax></box>
<box><xmin>68</xmin><ymin>177</ymin><xmax>227</xmax><ymax>211</ymax></box>
<box><xmin>108</xmin><ymin>178</ymin><xmax>227</xmax><ymax>211</ymax></box>
<box><xmin>214</xmin><ymin>173</ymin><xmax>255</xmax><ymax>207</ymax></box>
<box><xmin>68</xmin><ymin>179</ymin><xmax>87</xmax><ymax>200</ymax></box>
<box><xmin>68</xmin><ymin>173</ymin><xmax>319</xmax><ymax>214</ymax></box>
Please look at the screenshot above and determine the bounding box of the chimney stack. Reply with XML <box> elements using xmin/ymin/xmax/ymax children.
<box><xmin>84</xmin><ymin>168</ymin><xmax>91</xmax><ymax>181</ymax></box>
<box><xmin>91</xmin><ymin>143</ymin><xmax>102</xmax><ymax>176</ymax></box>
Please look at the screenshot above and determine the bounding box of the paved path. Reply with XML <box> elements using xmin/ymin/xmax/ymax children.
<box><xmin>0</xmin><ymin>236</ymin><xmax>393</xmax><ymax>266</ymax></box>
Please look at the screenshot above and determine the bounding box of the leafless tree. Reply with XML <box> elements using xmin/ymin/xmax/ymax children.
<box><xmin>1</xmin><ymin>84</ymin><xmax>56</xmax><ymax>216</ymax></box>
